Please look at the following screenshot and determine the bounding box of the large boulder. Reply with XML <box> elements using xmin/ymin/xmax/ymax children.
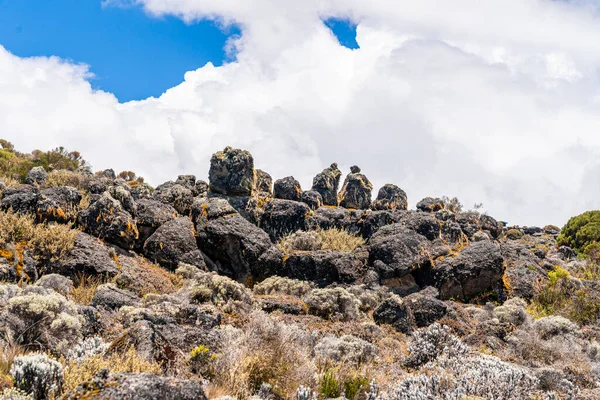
<box><xmin>194</xmin><ymin>198</ymin><xmax>283</xmax><ymax>281</ymax></box>
<box><xmin>134</xmin><ymin>199</ymin><xmax>178</xmax><ymax>249</ymax></box>
<box><xmin>0</xmin><ymin>184</ymin><xmax>40</xmax><ymax>214</ymax></box>
<box><xmin>109</xmin><ymin>185</ymin><xmax>137</xmax><ymax>217</ymax></box>
<box><xmin>255</xmin><ymin>169</ymin><xmax>273</xmax><ymax>196</ymax></box>
<box><xmin>130</xmin><ymin>183</ymin><xmax>154</xmax><ymax>200</ymax></box>
<box><xmin>455</xmin><ymin>211</ymin><xmax>501</xmax><ymax>240</ymax></box>
<box><xmin>301</xmin><ymin>190</ymin><xmax>322</xmax><ymax>210</ymax></box>
<box><xmin>338</xmin><ymin>166</ymin><xmax>373</xmax><ymax>210</ymax></box>
<box><xmin>403</xmin><ymin>287</ymin><xmax>448</xmax><ymax>327</ymax></box>
<box><xmin>92</xmin><ymin>283</ymin><xmax>140</xmax><ymax>310</ymax></box>
<box><xmin>274</xmin><ymin>176</ymin><xmax>302</xmax><ymax>201</ymax></box>
<box><xmin>175</xmin><ymin>174</ymin><xmax>196</xmax><ymax>191</ymax></box>
<box><xmin>259</xmin><ymin>199</ymin><xmax>310</xmax><ymax>241</ymax></box>
<box><xmin>311</xmin><ymin>163</ymin><xmax>342</xmax><ymax>206</ymax></box>
<box><xmin>143</xmin><ymin>217</ymin><xmax>206</xmax><ymax>270</ymax></box>
<box><xmin>77</xmin><ymin>192</ymin><xmax>139</xmax><ymax>249</ymax></box>
<box><xmin>373</xmin><ymin>295</ymin><xmax>416</xmax><ymax>334</ymax></box>
<box><xmin>48</xmin><ymin>232</ymin><xmax>120</xmax><ymax>278</ymax></box>
<box><xmin>25</xmin><ymin>166</ymin><xmax>47</xmax><ymax>185</ymax></box>
<box><xmin>371</xmin><ymin>184</ymin><xmax>408</xmax><ymax>211</ymax></box>
<box><xmin>501</xmin><ymin>242</ymin><xmax>547</xmax><ymax>299</ymax></box>
<box><xmin>64</xmin><ymin>371</ymin><xmax>207</xmax><ymax>400</ymax></box>
<box><xmin>36</xmin><ymin>186</ymin><xmax>82</xmax><ymax>223</ymax></box>
<box><xmin>153</xmin><ymin>182</ymin><xmax>194</xmax><ymax>216</ymax></box>
<box><xmin>416</xmin><ymin>197</ymin><xmax>444</xmax><ymax>212</ymax></box>
<box><xmin>283</xmin><ymin>249</ymin><xmax>370</xmax><ymax>286</ymax></box>
<box><xmin>431</xmin><ymin>241</ymin><xmax>504</xmax><ymax>300</ymax></box>
<box><xmin>208</xmin><ymin>147</ymin><xmax>255</xmax><ymax>196</ymax></box>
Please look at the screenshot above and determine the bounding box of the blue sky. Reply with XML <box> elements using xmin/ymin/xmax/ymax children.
<box><xmin>0</xmin><ymin>0</ymin><xmax>357</xmax><ymax>101</ymax></box>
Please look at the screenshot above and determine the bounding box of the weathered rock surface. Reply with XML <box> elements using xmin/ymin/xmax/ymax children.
<box><xmin>209</xmin><ymin>147</ymin><xmax>255</xmax><ymax>196</ymax></box>
<box><xmin>301</xmin><ymin>190</ymin><xmax>322</xmax><ymax>210</ymax></box>
<box><xmin>49</xmin><ymin>232</ymin><xmax>120</xmax><ymax>278</ymax></box>
<box><xmin>0</xmin><ymin>184</ymin><xmax>40</xmax><ymax>214</ymax></box>
<box><xmin>416</xmin><ymin>197</ymin><xmax>444</xmax><ymax>212</ymax></box>
<box><xmin>373</xmin><ymin>295</ymin><xmax>416</xmax><ymax>334</ymax></box>
<box><xmin>260</xmin><ymin>199</ymin><xmax>310</xmax><ymax>241</ymax></box>
<box><xmin>338</xmin><ymin>166</ymin><xmax>373</xmax><ymax>210</ymax></box>
<box><xmin>274</xmin><ymin>176</ymin><xmax>302</xmax><ymax>201</ymax></box>
<box><xmin>143</xmin><ymin>217</ymin><xmax>205</xmax><ymax>270</ymax></box>
<box><xmin>92</xmin><ymin>283</ymin><xmax>140</xmax><ymax>309</ymax></box>
<box><xmin>25</xmin><ymin>166</ymin><xmax>47</xmax><ymax>185</ymax></box>
<box><xmin>134</xmin><ymin>199</ymin><xmax>178</xmax><ymax>249</ymax></box>
<box><xmin>311</xmin><ymin>163</ymin><xmax>342</xmax><ymax>206</ymax></box>
<box><xmin>371</xmin><ymin>184</ymin><xmax>408</xmax><ymax>211</ymax></box>
<box><xmin>153</xmin><ymin>182</ymin><xmax>194</xmax><ymax>216</ymax></box>
<box><xmin>255</xmin><ymin>169</ymin><xmax>273</xmax><ymax>195</ymax></box>
<box><xmin>36</xmin><ymin>186</ymin><xmax>82</xmax><ymax>222</ymax></box>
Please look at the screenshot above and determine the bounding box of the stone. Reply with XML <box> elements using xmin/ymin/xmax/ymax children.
<box><xmin>109</xmin><ymin>185</ymin><xmax>137</xmax><ymax>217</ymax></box>
<box><xmin>371</xmin><ymin>184</ymin><xmax>408</xmax><ymax>211</ymax></box>
<box><xmin>130</xmin><ymin>183</ymin><xmax>154</xmax><ymax>200</ymax></box>
<box><xmin>24</xmin><ymin>166</ymin><xmax>47</xmax><ymax>185</ymax></box>
<box><xmin>208</xmin><ymin>147</ymin><xmax>255</xmax><ymax>196</ymax></box>
<box><xmin>283</xmin><ymin>249</ymin><xmax>370</xmax><ymax>286</ymax></box>
<box><xmin>143</xmin><ymin>217</ymin><xmax>205</xmax><ymax>270</ymax></box>
<box><xmin>100</xmin><ymin>169</ymin><xmax>116</xmax><ymax>180</ymax></box>
<box><xmin>373</xmin><ymin>295</ymin><xmax>416</xmax><ymax>334</ymax></box>
<box><xmin>431</xmin><ymin>241</ymin><xmax>504</xmax><ymax>300</ymax></box>
<box><xmin>0</xmin><ymin>184</ymin><xmax>40</xmax><ymax>215</ymax></box>
<box><xmin>194</xmin><ymin>180</ymin><xmax>209</xmax><ymax>197</ymax></box>
<box><xmin>35</xmin><ymin>274</ymin><xmax>73</xmax><ymax>296</ymax></box>
<box><xmin>47</xmin><ymin>232</ymin><xmax>120</xmax><ymax>278</ymax></box>
<box><xmin>175</xmin><ymin>175</ymin><xmax>196</xmax><ymax>191</ymax></box>
<box><xmin>274</xmin><ymin>176</ymin><xmax>302</xmax><ymax>201</ymax></box>
<box><xmin>36</xmin><ymin>186</ymin><xmax>82</xmax><ymax>223</ymax></box>
<box><xmin>77</xmin><ymin>192</ymin><xmax>139</xmax><ymax>249</ymax></box>
<box><xmin>259</xmin><ymin>199</ymin><xmax>310</xmax><ymax>241</ymax></box>
<box><xmin>311</xmin><ymin>163</ymin><xmax>342</xmax><ymax>206</ymax></box>
<box><xmin>338</xmin><ymin>166</ymin><xmax>373</xmax><ymax>210</ymax></box>
<box><xmin>255</xmin><ymin>169</ymin><xmax>273</xmax><ymax>195</ymax></box>
<box><xmin>153</xmin><ymin>182</ymin><xmax>194</xmax><ymax>216</ymax></box>
<box><xmin>64</xmin><ymin>371</ymin><xmax>207</xmax><ymax>400</ymax></box>
<box><xmin>558</xmin><ymin>246</ymin><xmax>576</xmax><ymax>260</ymax></box>
<box><xmin>301</xmin><ymin>190</ymin><xmax>322</xmax><ymax>210</ymax></box>
<box><xmin>134</xmin><ymin>199</ymin><xmax>178</xmax><ymax>249</ymax></box>
<box><xmin>92</xmin><ymin>283</ymin><xmax>140</xmax><ymax>309</ymax></box>
<box><xmin>416</xmin><ymin>197</ymin><xmax>444</xmax><ymax>212</ymax></box>
<box><xmin>403</xmin><ymin>287</ymin><xmax>447</xmax><ymax>327</ymax></box>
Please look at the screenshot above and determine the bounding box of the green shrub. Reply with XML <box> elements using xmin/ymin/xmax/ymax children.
<box><xmin>557</xmin><ymin>210</ymin><xmax>600</xmax><ymax>253</ymax></box>
<box><xmin>319</xmin><ymin>370</ymin><xmax>341</xmax><ymax>398</ymax></box>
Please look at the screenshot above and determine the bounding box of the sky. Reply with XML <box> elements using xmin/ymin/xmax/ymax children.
<box><xmin>1</xmin><ymin>0</ymin><xmax>600</xmax><ymax>226</ymax></box>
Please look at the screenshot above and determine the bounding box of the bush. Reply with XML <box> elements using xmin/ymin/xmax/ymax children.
<box><xmin>493</xmin><ymin>298</ymin><xmax>529</xmax><ymax>326</ymax></box>
<box><xmin>253</xmin><ymin>276</ymin><xmax>314</xmax><ymax>297</ymax></box>
<box><xmin>28</xmin><ymin>223</ymin><xmax>77</xmax><ymax>264</ymax></box>
<box><xmin>319</xmin><ymin>370</ymin><xmax>341</xmax><ymax>398</ymax></box>
<box><xmin>66</xmin><ymin>337</ymin><xmax>109</xmax><ymax>363</ymax></box>
<box><xmin>60</xmin><ymin>346</ymin><xmax>161</xmax><ymax>394</ymax></box>
<box><xmin>278</xmin><ymin>228</ymin><xmax>365</xmax><ymax>254</ymax></box>
<box><xmin>189</xmin><ymin>271</ymin><xmax>253</xmax><ymax>315</ymax></box>
<box><xmin>304</xmin><ymin>288</ymin><xmax>360</xmax><ymax>321</ymax></box>
<box><xmin>405</xmin><ymin>323</ymin><xmax>468</xmax><ymax>368</ymax></box>
<box><xmin>7</xmin><ymin>287</ymin><xmax>82</xmax><ymax>353</ymax></box>
<box><xmin>0</xmin><ymin>211</ymin><xmax>35</xmax><ymax>247</ymax></box>
<box><xmin>534</xmin><ymin>316</ymin><xmax>578</xmax><ymax>340</ymax></box>
<box><xmin>10</xmin><ymin>353</ymin><xmax>63</xmax><ymax>400</ymax></box>
<box><xmin>557</xmin><ymin>210</ymin><xmax>600</xmax><ymax>253</ymax></box>
<box><xmin>42</xmin><ymin>170</ymin><xmax>91</xmax><ymax>191</ymax></box>
<box><xmin>314</xmin><ymin>335</ymin><xmax>376</xmax><ymax>368</ymax></box>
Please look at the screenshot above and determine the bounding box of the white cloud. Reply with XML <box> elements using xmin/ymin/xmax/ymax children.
<box><xmin>2</xmin><ymin>0</ymin><xmax>600</xmax><ymax>226</ymax></box>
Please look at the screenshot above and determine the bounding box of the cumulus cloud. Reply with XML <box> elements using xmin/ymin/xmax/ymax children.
<box><xmin>2</xmin><ymin>0</ymin><xmax>600</xmax><ymax>225</ymax></box>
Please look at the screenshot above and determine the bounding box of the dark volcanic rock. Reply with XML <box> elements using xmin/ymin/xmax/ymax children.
<box><xmin>175</xmin><ymin>174</ymin><xmax>196</xmax><ymax>191</ymax></box>
<box><xmin>432</xmin><ymin>241</ymin><xmax>504</xmax><ymax>300</ymax></box>
<box><xmin>259</xmin><ymin>199</ymin><xmax>310</xmax><ymax>241</ymax></box>
<box><xmin>143</xmin><ymin>217</ymin><xmax>205</xmax><ymax>270</ymax></box>
<box><xmin>283</xmin><ymin>249</ymin><xmax>370</xmax><ymax>286</ymax></box>
<box><xmin>134</xmin><ymin>199</ymin><xmax>178</xmax><ymax>249</ymax></box>
<box><xmin>130</xmin><ymin>183</ymin><xmax>154</xmax><ymax>200</ymax></box>
<box><xmin>403</xmin><ymin>287</ymin><xmax>447</xmax><ymax>327</ymax></box>
<box><xmin>48</xmin><ymin>232</ymin><xmax>120</xmax><ymax>278</ymax></box>
<box><xmin>92</xmin><ymin>283</ymin><xmax>140</xmax><ymax>309</ymax></box>
<box><xmin>209</xmin><ymin>147</ymin><xmax>255</xmax><ymax>196</ymax></box>
<box><xmin>338</xmin><ymin>166</ymin><xmax>373</xmax><ymax>210</ymax></box>
<box><xmin>109</xmin><ymin>185</ymin><xmax>137</xmax><ymax>217</ymax></box>
<box><xmin>64</xmin><ymin>371</ymin><xmax>207</xmax><ymax>400</ymax></box>
<box><xmin>416</xmin><ymin>197</ymin><xmax>444</xmax><ymax>212</ymax></box>
<box><xmin>194</xmin><ymin>198</ymin><xmax>283</xmax><ymax>281</ymax></box>
<box><xmin>373</xmin><ymin>295</ymin><xmax>416</xmax><ymax>334</ymax></box>
<box><xmin>255</xmin><ymin>169</ymin><xmax>273</xmax><ymax>196</ymax></box>
<box><xmin>501</xmin><ymin>242</ymin><xmax>547</xmax><ymax>299</ymax></box>
<box><xmin>153</xmin><ymin>182</ymin><xmax>194</xmax><ymax>216</ymax></box>
<box><xmin>311</xmin><ymin>163</ymin><xmax>342</xmax><ymax>206</ymax></box>
<box><xmin>194</xmin><ymin>180</ymin><xmax>209</xmax><ymax>198</ymax></box>
<box><xmin>77</xmin><ymin>192</ymin><xmax>139</xmax><ymax>249</ymax></box>
<box><xmin>274</xmin><ymin>176</ymin><xmax>302</xmax><ymax>201</ymax></box>
<box><xmin>301</xmin><ymin>190</ymin><xmax>322</xmax><ymax>210</ymax></box>
<box><xmin>456</xmin><ymin>211</ymin><xmax>501</xmax><ymax>240</ymax></box>
<box><xmin>0</xmin><ymin>184</ymin><xmax>40</xmax><ymax>214</ymax></box>
<box><xmin>371</xmin><ymin>184</ymin><xmax>408</xmax><ymax>211</ymax></box>
<box><xmin>25</xmin><ymin>166</ymin><xmax>47</xmax><ymax>185</ymax></box>
<box><xmin>36</xmin><ymin>186</ymin><xmax>82</xmax><ymax>222</ymax></box>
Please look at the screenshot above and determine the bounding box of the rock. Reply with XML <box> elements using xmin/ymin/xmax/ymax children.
<box><xmin>523</xmin><ymin>226</ymin><xmax>543</xmax><ymax>235</ymax></box>
<box><xmin>77</xmin><ymin>192</ymin><xmax>139</xmax><ymax>249</ymax></box>
<box><xmin>274</xmin><ymin>176</ymin><xmax>302</xmax><ymax>201</ymax></box>
<box><xmin>194</xmin><ymin>180</ymin><xmax>209</xmax><ymax>198</ymax></box>
<box><xmin>283</xmin><ymin>249</ymin><xmax>370</xmax><ymax>286</ymax></box>
<box><xmin>25</xmin><ymin>166</ymin><xmax>47</xmax><ymax>185</ymax></box>
<box><xmin>130</xmin><ymin>183</ymin><xmax>154</xmax><ymax>200</ymax></box>
<box><xmin>257</xmin><ymin>295</ymin><xmax>307</xmax><ymax>315</ymax></box>
<box><xmin>194</xmin><ymin>198</ymin><xmax>283</xmax><ymax>281</ymax></box>
<box><xmin>259</xmin><ymin>199</ymin><xmax>310</xmax><ymax>241</ymax></box>
<box><xmin>64</xmin><ymin>371</ymin><xmax>207</xmax><ymax>400</ymax></box>
<box><xmin>255</xmin><ymin>169</ymin><xmax>273</xmax><ymax>196</ymax></box>
<box><xmin>36</xmin><ymin>186</ymin><xmax>82</xmax><ymax>222</ymax></box>
<box><xmin>301</xmin><ymin>190</ymin><xmax>322</xmax><ymax>210</ymax></box>
<box><xmin>403</xmin><ymin>287</ymin><xmax>447</xmax><ymax>327</ymax></box>
<box><xmin>501</xmin><ymin>242</ymin><xmax>547</xmax><ymax>299</ymax></box>
<box><xmin>472</xmin><ymin>231</ymin><xmax>490</xmax><ymax>242</ymax></box>
<box><xmin>305</xmin><ymin>207</ymin><xmax>365</xmax><ymax>235</ymax></box>
<box><xmin>101</xmin><ymin>169</ymin><xmax>116</xmax><ymax>179</ymax></box>
<box><xmin>373</xmin><ymin>295</ymin><xmax>416</xmax><ymax>334</ymax></box>
<box><xmin>338</xmin><ymin>166</ymin><xmax>373</xmax><ymax>210</ymax></box>
<box><xmin>371</xmin><ymin>184</ymin><xmax>408</xmax><ymax>211</ymax></box>
<box><xmin>0</xmin><ymin>184</ymin><xmax>40</xmax><ymax>214</ymax></box>
<box><xmin>88</xmin><ymin>179</ymin><xmax>109</xmax><ymax>195</ymax></box>
<box><xmin>35</xmin><ymin>274</ymin><xmax>73</xmax><ymax>296</ymax></box>
<box><xmin>416</xmin><ymin>197</ymin><xmax>444</xmax><ymax>212</ymax></box>
<box><xmin>92</xmin><ymin>283</ymin><xmax>140</xmax><ymax>310</ymax></box>
<box><xmin>506</xmin><ymin>228</ymin><xmax>524</xmax><ymax>240</ymax></box>
<box><xmin>431</xmin><ymin>241</ymin><xmax>504</xmax><ymax>300</ymax></box>
<box><xmin>456</xmin><ymin>211</ymin><xmax>501</xmax><ymax>240</ymax></box>
<box><xmin>558</xmin><ymin>245</ymin><xmax>576</xmax><ymax>260</ymax></box>
<box><xmin>311</xmin><ymin>163</ymin><xmax>342</xmax><ymax>206</ymax></box>
<box><xmin>109</xmin><ymin>185</ymin><xmax>137</xmax><ymax>217</ymax></box>
<box><xmin>207</xmin><ymin>194</ymin><xmax>263</xmax><ymax>225</ymax></box>
<box><xmin>153</xmin><ymin>182</ymin><xmax>194</xmax><ymax>216</ymax></box>
<box><xmin>134</xmin><ymin>199</ymin><xmax>178</xmax><ymax>249</ymax></box>
<box><xmin>49</xmin><ymin>232</ymin><xmax>120</xmax><ymax>278</ymax></box>
<box><xmin>143</xmin><ymin>217</ymin><xmax>205</xmax><ymax>270</ymax></box>
<box><xmin>175</xmin><ymin>174</ymin><xmax>196</xmax><ymax>191</ymax></box>
<box><xmin>544</xmin><ymin>225</ymin><xmax>560</xmax><ymax>235</ymax></box>
<box><xmin>208</xmin><ymin>147</ymin><xmax>255</xmax><ymax>196</ymax></box>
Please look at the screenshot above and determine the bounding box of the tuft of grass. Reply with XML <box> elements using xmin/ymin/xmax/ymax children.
<box><xmin>278</xmin><ymin>228</ymin><xmax>365</xmax><ymax>254</ymax></box>
<box><xmin>70</xmin><ymin>273</ymin><xmax>104</xmax><ymax>305</ymax></box>
<box><xmin>61</xmin><ymin>346</ymin><xmax>162</xmax><ymax>394</ymax></box>
<box><xmin>0</xmin><ymin>342</ymin><xmax>24</xmax><ymax>390</ymax></box>
<box><xmin>320</xmin><ymin>370</ymin><xmax>341</xmax><ymax>398</ymax></box>
<box><xmin>29</xmin><ymin>222</ymin><xmax>77</xmax><ymax>264</ymax></box>
<box><xmin>43</xmin><ymin>169</ymin><xmax>91</xmax><ymax>191</ymax></box>
<box><xmin>0</xmin><ymin>210</ymin><xmax>36</xmax><ymax>247</ymax></box>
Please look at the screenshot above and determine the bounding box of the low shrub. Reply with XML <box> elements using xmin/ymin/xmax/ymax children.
<box><xmin>278</xmin><ymin>228</ymin><xmax>365</xmax><ymax>254</ymax></box>
<box><xmin>304</xmin><ymin>287</ymin><xmax>360</xmax><ymax>321</ymax></box>
<box><xmin>319</xmin><ymin>370</ymin><xmax>341</xmax><ymax>398</ymax></box>
<box><xmin>405</xmin><ymin>323</ymin><xmax>468</xmax><ymax>368</ymax></box>
<box><xmin>189</xmin><ymin>271</ymin><xmax>253</xmax><ymax>315</ymax></box>
<box><xmin>10</xmin><ymin>353</ymin><xmax>63</xmax><ymax>400</ymax></box>
<box><xmin>42</xmin><ymin>170</ymin><xmax>90</xmax><ymax>191</ymax></box>
<box><xmin>557</xmin><ymin>210</ymin><xmax>600</xmax><ymax>253</ymax></box>
<box><xmin>28</xmin><ymin>223</ymin><xmax>77</xmax><ymax>264</ymax></box>
<box><xmin>314</xmin><ymin>335</ymin><xmax>376</xmax><ymax>368</ymax></box>
<box><xmin>253</xmin><ymin>276</ymin><xmax>314</xmax><ymax>297</ymax></box>
<box><xmin>0</xmin><ymin>211</ymin><xmax>35</xmax><ymax>247</ymax></box>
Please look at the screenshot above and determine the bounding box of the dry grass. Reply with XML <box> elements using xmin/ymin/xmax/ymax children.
<box><xmin>0</xmin><ymin>210</ymin><xmax>36</xmax><ymax>247</ymax></box>
<box><xmin>70</xmin><ymin>273</ymin><xmax>104</xmax><ymax>305</ymax></box>
<box><xmin>61</xmin><ymin>346</ymin><xmax>162</xmax><ymax>394</ymax></box>
<box><xmin>0</xmin><ymin>175</ymin><xmax>20</xmax><ymax>188</ymax></box>
<box><xmin>29</xmin><ymin>223</ymin><xmax>77</xmax><ymax>263</ymax></box>
<box><xmin>278</xmin><ymin>228</ymin><xmax>365</xmax><ymax>254</ymax></box>
<box><xmin>43</xmin><ymin>169</ymin><xmax>91</xmax><ymax>191</ymax></box>
<box><xmin>114</xmin><ymin>256</ymin><xmax>180</xmax><ymax>297</ymax></box>
<box><xmin>0</xmin><ymin>341</ymin><xmax>24</xmax><ymax>390</ymax></box>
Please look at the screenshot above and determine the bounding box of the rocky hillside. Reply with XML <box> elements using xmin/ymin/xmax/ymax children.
<box><xmin>0</xmin><ymin>142</ymin><xmax>599</xmax><ymax>399</ymax></box>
